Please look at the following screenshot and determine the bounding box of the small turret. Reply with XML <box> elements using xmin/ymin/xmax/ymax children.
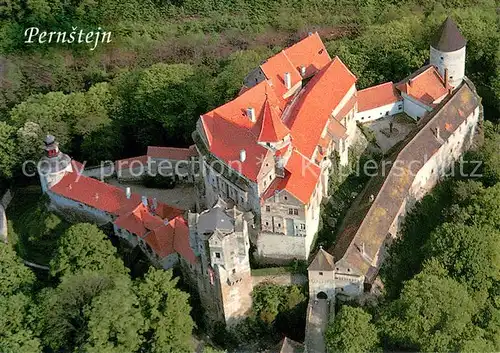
<box><xmin>38</xmin><ymin>135</ymin><xmax>73</xmax><ymax>192</ymax></box>
<box><xmin>429</xmin><ymin>17</ymin><xmax>466</xmax><ymax>88</ymax></box>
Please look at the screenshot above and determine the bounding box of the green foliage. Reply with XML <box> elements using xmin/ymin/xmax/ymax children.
<box><xmin>252</xmin><ymin>284</ymin><xmax>306</xmax><ymax>324</ymax></box>
<box><xmin>7</xmin><ymin>186</ymin><xmax>70</xmax><ymax>265</ymax></box>
<box><xmin>381</xmin><ymin>260</ymin><xmax>479</xmax><ymax>352</ymax></box>
<box><xmin>134</xmin><ymin>268</ymin><xmax>194</xmax><ymax>353</ymax></box>
<box><xmin>0</xmin><ymin>243</ymin><xmax>35</xmax><ymax>296</ymax></box>
<box><xmin>50</xmin><ymin>223</ymin><xmax>128</xmax><ymax>277</ymax></box>
<box><xmin>0</xmin><ymin>121</ymin><xmax>17</xmax><ymax>179</ymax></box>
<box><xmin>325</xmin><ymin>306</ymin><xmax>380</xmax><ymax>353</ymax></box>
<box><xmin>39</xmin><ymin>271</ymin><xmax>144</xmax><ymax>352</ymax></box>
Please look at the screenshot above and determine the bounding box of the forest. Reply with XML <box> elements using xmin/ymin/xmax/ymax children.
<box><xmin>0</xmin><ymin>0</ymin><xmax>499</xmax><ymax>352</ymax></box>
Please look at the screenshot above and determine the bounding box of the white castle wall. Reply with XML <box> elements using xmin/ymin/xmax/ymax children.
<box><xmin>355</xmin><ymin>101</ymin><xmax>403</xmax><ymax>122</ymax></box>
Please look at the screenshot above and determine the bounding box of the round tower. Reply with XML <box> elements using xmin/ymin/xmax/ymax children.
<box><xmin>38</xmin><ymin>135</ymin><xmax>73</xmax><ymax>192</ymax></box>
<box><xmin>429</xmin><ymin>17</ymin><xmax>466</xmax><ymax>88</ymax></box>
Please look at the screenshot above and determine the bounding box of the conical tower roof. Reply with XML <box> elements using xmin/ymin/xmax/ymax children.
<box><xmin>253</xmin><ymin>97</ymin><xmax>290</xmax><ymax>143</ymax></box>
<box><xmin>308</xmin><ymin>247</ymin><xmax>335</xmax><ymax>271</ymax></box>
<box><xmin>431</xmin><ymin>17</ymin><xmax>466</xmax><ymax>52</ymax></box>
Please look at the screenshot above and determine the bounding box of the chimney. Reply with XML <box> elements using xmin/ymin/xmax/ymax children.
<box><xmin>246</xmin><ymin>107</ymin><xmax>256</xmax><ymax>122</ymax></box>
<box><xmin>444</xmin><ymin>68</ymin><xmax>449</xmax><ymax>88</ymax></box>
<box><xmin>284</xmin><ymin>72</ymin><xmax>292</xmax><ymax>90</ymax></box>
<box><xmin>300</xmin><ymin>65</ymin><xmax>306</xmax><ymax>77</ymax></box>
<box><xmin>141</xmin><ymin>196</ymin><xmax>148</xmax><ymax>207</ymax></box>
<box><xmin>240</xmin><ymin>149</ymin><xmax>246</xmax><ymax>162</ymax></box>
<box><xmin>126</xmin><ymin>187</ymin><xmax>131</xmax><ymax>199</ymax></box>
<box><xmin>152</xmin><ymin>197</ymin><xmax>158</xmax><ymax>211</ymax></box>
<box><xmin>434</xmin><ymin>126</ymin><xmax>440</xmax><ymax>140</ymax></box>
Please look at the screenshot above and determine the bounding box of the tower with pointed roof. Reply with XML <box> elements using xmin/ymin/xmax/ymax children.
<box><xmin>430</xmin><ymin>17</ymin><xmax>466</xmax><ymax>88</ymax></box>
<box><xmin>307</xmin><ymin>247</ymin><xmax>336</xmax><ymax>300</ymax></box>
<box><xmin>188</xmin><ymin>198</ymin><xmax>254</xmax><ymax>326</ymax></box>
<box><xmin>38</xmin><ymin>135</ymin><xmax>73</xmax><ymax>193</ymax></box>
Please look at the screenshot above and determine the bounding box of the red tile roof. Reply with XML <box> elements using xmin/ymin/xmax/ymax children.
<box><xmin>396</xmin><ymin>66</ymin><xmax>450</xmax><ymax>106</ymax></box>
<box><xmin>147</xmin><ymin>146</ymin><xmax>197</xmax><ymax>160</ymax></box>
<box><xmin>201</xmin><ymin>81</ymin><xmax>284</xmax><ymax>181</ymax></box>
<box><xmin>286</xmin><ymin>57</ymin><xmax>356</xmax><ymax>159</ymax></box>
<box><xmin>142</xmin><ymin>215</ymin><xmax>196</xmax><ymax>263</ymax></box>
<box><xmin>253</xmin><ymin>97</ymin><xmax>290</xmax><ymax>143</ymax></box>
<box><xmin>50</xmin><ymin>171</ymin><xmax>142</xmax><ymax>215</ymax></box>
<box><xmin>260</xmin><ymin>51</ymin><xmax>302</xmax><ymax>98</ymax></box>
<box><xmin>263</xmin><ymin>150</ymin><xmax>320</xmax><ymax>204</ymax></box>
<box><xmin>284</xmin><ymin>32</ymin><xmax>331</xmax><ymax>78</ymax></box>
<box><xmin>357</xmin><ymin>82</ymin><xmax>401</xmax><ymax>112</ymax></box>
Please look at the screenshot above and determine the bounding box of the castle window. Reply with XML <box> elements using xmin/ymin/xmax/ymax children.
<box><xmin>269</xmin><ymin>175</ymin><xmax>272</xmax><ymax>180</ymax></box>
<box><xmin>440</xmin><ymin>56</ymin><xmax>444</xmax><ymax>60</ymax></box>
<box><xmin>215</xmin><ymin>252</ymin><xmax>221</xmax><ymax>259</ymax></box>
<box><xmin>293</xmin><ymin>209</ymin><xmax>298</xmax><ymax>215</ymax></box>
<box><xmin>288</xmin><ymin>208</ymin><xmax>294</xmax><ymax>215</ymax></box>
<box><xmin>284</xmin><ymin>196</ymin><xmax>288</xmax><ymax>200</ymax></box>
<box><xmin>319</xmin><ymin>272</ymin><xmax>323</xmax><ymax>276</ymax></box>
<box><xmin>266</xmin><ymin>206</ymin><xmax>270</xmax><ymax>212</ymax></box>
<box><xmin>232</xmin><ymin>268</ymin><xmax>236</xmax><ymax>274</ymax></box>
<box><xmin>347</xmin><ymin>268</ymin><xmax>351</xmax><ymax>272</ymax></box>
<box><xmin>265</xmin><ymin>222</ymin><xmax>269</xmax><ymax>226</ymax></box>
<box><xmin>300</xmin><ymin>224</ymin><xmax>306</xmax><ymax>230</ymax></box>
<box><xmin>278</xmin><ymin>223</ymin><xmax>281</xmax><ymax>228</ymax></box>
<box><xmin>386</xmin><ymin>111</ymin><xmax>389</xmax><ymax>116</ymax></box>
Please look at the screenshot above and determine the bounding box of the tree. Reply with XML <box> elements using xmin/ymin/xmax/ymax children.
<box><xmin>134</xmin><ymin>268</ymin><xmax>194</xmax><ymax>353</ymax></box>
<box><xmin>16</xmin><ymin>121</ymin><xmax>43</xmax><ymax>162</ymax></box>
<box><xmin>381</xmin><ymin>260</ymin><xmax>478</xmax><ymax>352</ymax></box>
<box><xmin>426</xmin><ymin>222</ymin><xmax>500</xmax><ymax>292</ymax></box>
<box><xmin>40</xmin><ymin>271</ymin><xmax>144</xmax><ymax>352</ymax></box>
<box><xmin>0</xmin><ymin>243</ymin><xmax>35</xmax><ymax>296</ymax></box>
<box><xmin>0</xmin><ymin>244</ymin><xmax>40</xmax><ymax>353</ymax></box>
<box><xmin>325</xmin><ymin>306</ymin><xmax>380</xmax><ymax>353</ymax></box>
<box><xmin>0</xmin><ymin>121</ymin><xmax>18</xmax><ymax>179</ymax></box>
<box><xmin>50</xmin><ymin>223</ymin><xmax>128</xmax><ymax>277</ymax></box>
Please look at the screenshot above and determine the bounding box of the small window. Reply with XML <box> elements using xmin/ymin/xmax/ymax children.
<box><xmin>266</xmin><ymin>206</ymin><xmax>270</xmax><ymax>212</ymax></box>
<box><xmin>269</xmin><ymin>175</ymin><xmax>272</xmax><ymax>180</ymax></box>
<box><xmin>278</xmin><ymin>223</ymin><xmax>281</xmax><ymax>228</ymax></box>
<box><xmin>293</xmin><ymin>209</ymin><xmax>298</xmax><ymax>215</ymax></box>
<box><xmin>319</xmin><ymin>49</ymin><xmax>324</xmax><ymax>54</ymax></box>
<box><xmin>368</xmin><ymin>116</ymin><xmax>371</xmax><ymax>119</ymax></box>
<box><xmin>319</xmin><ymin>272</ymin><xmax>323</xmax><ymax>276</ymax></box>
<box><xmin>347</xmin><ymin>268</ymin><xmax>351</xmax><ymax>272</ymax></box>
<box><xmin>288</xmin><ymin>208</ymin><xmax>294</xmax><ymax>215</ymax></box>
<box><xmin>398</xmin><ymin>104</ymin><xmax>403</xmax><ymax>110</ymax></box>
<box><xmin>284</xmin><ymin>196</ymin><xmax>288</xmax><ymax>200</ymax></box>
<box><xmin>264</xmin><ymin>180</ymin><xmax>267</xmax><ymax>187</ymax></box>
<box><xmin>215</xmin><ymin>252</ymin><xmax>221</xmax><ymax>259</ymax></box>
<box><xmin>265</xmin><ymin>221</ymin><xmax>269</xmax><ymax>226</ymax></box>
<box><xmin>232</xmin><ymin>268</ymin><xmax>236</xmax><ymax>274</ymax></box>
<box><xmin>440</xmin><ymin>56</ymin><xmax>444</xmax><ymax>60</ymax></box>
<box><xmin>300</xmin><ymin>224</ymin><xmax>306</xmax><ymax>230</ymax></box>
<box><xmin>386</xmin><ymin>111</ymin><xmax>389</xmax><ymax>116</ymax></box>
<box><xmin>361</xmin><ymin>117</ymin><xmax>364</xmax><ymax>120</ymax></box>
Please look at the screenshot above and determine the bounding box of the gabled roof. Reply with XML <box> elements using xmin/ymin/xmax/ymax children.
<box><xmin>253</xmin><ymin>97</ymin><xmax>290</xmax><ymax>143</ymax></box>
<box><xmin>50</xmin><ymin>171</ymin><xmax>142</xmax><ymax>216</ymax></box>
<box><xmin>431</xmin><ymin>17</ymin><xmax>466</xmax><ymax>52</ymax></box>
<box><xmin>286</xmin><ymin>57</ymin><xmax>356</xmax><ymax>159</ymax></box>
<box><xmin>196</xmin><ymin>203</ymin><xmax>235</xmax><ymax>236</ymax></box>
<box><xmin>277</xmin><ymin>337</ymin><xmax>305</xmax><ymax>353</ymax></box>
<box><xmin>260</xmin><ymin>51</ymin><xmax>302</xmax><ymax>98</ymax></box>
<box><xmin>201</xmin><ymin>81</ymin><xmax>284</xmax><ymax>181</ymax></box>
<box><xmin>284</xmin><ymin>32</ymin><xmax>331</xmax><ymax>78</ymax></box>
<box><xmin>396</xmin><ymin>66</ymin><xmax>450</xmax><ymax>106</ymax></box>
<box><xmin>263</xmin><ymin>150</ymin><xmax>321</xmax><ymax>204</ymax></box>
<box><xmin>332</xmin><ymin>82</ymin><xmax>480</xmax><ymax>282</ymax></box>
<box><xmin>308</xmin><ymin>248</ymin><xmax>335</xmax><ymax>271</ymax></box>
<box><xmin>357</xmin><ymin>82</ymin><xmax>402</xmax><ymax>112</ymax></box>
<box><xmin>147</xmin><ymin>146</ymin><xmax>197</xmax><ymax>160</ymax></box>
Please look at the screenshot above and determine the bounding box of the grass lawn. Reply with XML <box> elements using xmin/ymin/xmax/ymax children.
<box><xmin>6</xmin><ymin>185</ymin><xmax>70</xmax><ymax>266</ymax></box>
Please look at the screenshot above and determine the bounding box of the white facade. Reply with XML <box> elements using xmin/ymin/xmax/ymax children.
<box><xmin>47</xmin><ymin>191</ymin><xmax>112</xmax><ymax>226</ymax></box>
<box><xmin>402</xmin><ymin>93</ymin><xmax>432</xmax><ymax>120</ymax></box>
<box><xmin>355</xmin><ymin>101</ymin><xmax>403</xmax><ymax>122</ymax></box>
<box><xmin>430</xmin><ymin>46</ymin><xmax>466</xmax><ymax>88</ymax></box>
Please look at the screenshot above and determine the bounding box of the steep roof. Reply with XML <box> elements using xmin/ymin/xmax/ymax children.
<box><xmin>200</xmin><ymin>80</ymin><xmax>283</xmax><ymax>182</ymax></box>
<box><xmin>262</xmin><ymin>150</ymin><xmax>321</xmax><ymax>204</ymax></box>
<box><xmin>308</xmin><ymin>248</ymin><xmax>335</xmax><ymax>271</ymax></box>
<box><xmin>357</xmin><ymin>82</ymin><xmax>402</xmax><ymax>112</ymax></box>
<box><xmin>196</xmin><ymin>203</ymin><xmax>235</xmax><ymax>236</ymax></box>
<box><xmin>260</xmin><ymin>51</ymin><xmax>302</xmax><ymax>98</ymax></box>
<box><xmin>431</xmin><ymin>17</ymin><xmax>466</xmax><ymax>52</ymax></box>
<box><xmin>278</xmin><ymin>337</ymin><xmax>305</xmax><ymax>353</ymax></box>
<box><xmin>50</xmin><ymin>172</ymin><xmax>142</xmax><ymax>216</ymax></box>
<box><xmin>396</xmin><ymin>66</ymin><xmax>450</xmax><ymax>106</ymax></box>
<box><xmin>253</xmin><ymin>97</ymin><xmax>290</xmax><ymax>143</ymax></box>
<box><xmin>283</xmin><ymin>32</ymin><xmax>331</xmax><ymax>78</ymax></box>
<box><xmin>332</xmin><ymin>82</ymin><xmax>480</xmax><ymax>282</ymax></box>
<box><xmin>286</xmin><ymin>57</ymin><xmax>356</xmax><ymax>159</ymax></box>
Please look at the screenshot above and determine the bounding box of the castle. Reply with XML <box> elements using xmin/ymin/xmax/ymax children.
<box><xmin>38</xmin><ymin>17</ymin><xmax>481</xmax><ymax>350</ymax></box>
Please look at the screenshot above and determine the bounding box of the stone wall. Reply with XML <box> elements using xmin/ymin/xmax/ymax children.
<box><xmin>252</xmin><ymin>273</ymin><xmax>307</xmax><ymax>287</ymax></box>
